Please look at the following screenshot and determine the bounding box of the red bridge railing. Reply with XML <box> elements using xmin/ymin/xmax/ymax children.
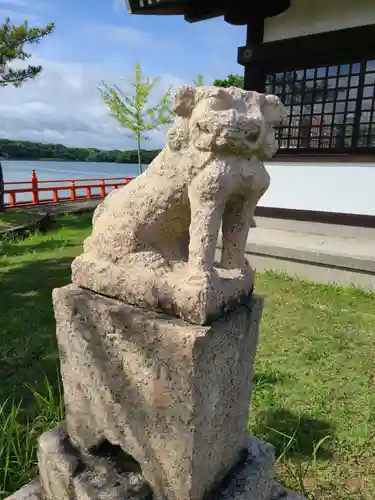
<box><xmin>4</xmin><ymin>169</ymin><xmax>134</xmax><ymax>207</ymax></box>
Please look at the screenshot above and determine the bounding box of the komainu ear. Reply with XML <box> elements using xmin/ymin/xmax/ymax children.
<box><xmin>260</xmin><ymin>93</ymin><xmax>287</xmax><ymax>125</ymax></box>
<box><xmin>173</xmin><ymin>85</ymin><xmax>196</xmax><ymax>118</ymax></box>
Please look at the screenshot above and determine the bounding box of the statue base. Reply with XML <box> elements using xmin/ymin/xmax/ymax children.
<box><xmin>52</xmin><ymin>284</ymin><xmax>262</xmax><ymax>500</ymax></box>
<box><xmin>6</xmin><ymin>427</ymin><xmax>306</xmax><ymax>500</ymax></box>
<box><xmin>71</xmin><ymin>253</ymin><xmax>254</xmax><ymax>325</ymax></box>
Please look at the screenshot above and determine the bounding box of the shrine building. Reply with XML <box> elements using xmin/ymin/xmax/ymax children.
<box><xmin>125</xmin><ymin>0</ymin><xmax>375</xmax><ymax>223</ymax></box>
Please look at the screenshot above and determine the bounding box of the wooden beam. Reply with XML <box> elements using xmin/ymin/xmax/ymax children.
<box><xmin>238</xmin><ymin>23</ymin><xmax>375</xmax><ymax>72</ymax></box>
<box><xmin>126</xmin><ymin>0</ymin><xmax>291</xmax><ymax>24</ymax></box>
<box><xmin>184</xmin><ymin>0</ymin><xmax>225</xmax><ymax>23</ymax></box>
<box><xmin>243</xmin><ymin>9</ymin><xmax>265</xmax><ymax>92</ymax></box>
<box><xmin>126</xmin><ymin>0</ymin><xmax>185</xmax><ymax>15</ymax></box>
<box><xmin>225</xmin><ymin>0</ymin><xmax>291</xmax><ymax>24</ymax></box>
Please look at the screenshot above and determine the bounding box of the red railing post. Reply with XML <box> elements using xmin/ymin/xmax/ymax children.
<box><xmin>100</xmin><ymin>180</ymin><xmax>106</xmax><ymax>197</ymax></box>
<box><xmin>70</xmin><ymin>181</ymin><xmax>76</xmax><ymax>201</ymax></box>
<box><xmin>53</xmin><ymin>189</ymin><xmax>59</xmax><ymax>202</ymax></box>
<box><xmin>9</xmin><ymin>191</ymin><xmax>16</xmax><ymax>207</ymax></box>
<box><xmin>86</xmin><ymin>187</ymin><xmax>92</xmax><ymax>199</ymax></box>
<box><xmin>31</xmin><ymin>169</ymin><xmax>39</xmax><ymax>204</ymax></box>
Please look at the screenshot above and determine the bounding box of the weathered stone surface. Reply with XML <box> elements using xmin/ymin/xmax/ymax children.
<box><xmin>52</xmin><ymin>284</ymin><xmax>264</xmax><ymax>500</ymax></box>
<box><xmin>72</xmin><ymin>85</ymin><xmax>286</xmax><ymax>325</ymax></box>
<box><xmin>5</xmin><ymin>480</ymin><xmax>41</xmax><ymax>500</ymax></box>
<box><xmin>6</xmin><ymin>437</ymin><xmax>306</xmax><ymax>500</ymax></box>
<box><xmin>37</xmin><ymin>424</ymin><xmax>152</xmax><ymax>500</ymax></box>
<box><xmin>214</xmin><ymin>438</ymin><xmax>306</xmax><ymax>500</ymax></box>
<box><xmin>72</xmin><ymin>257</ymin><xmax>254</xmax><ymax>326</ymax></box>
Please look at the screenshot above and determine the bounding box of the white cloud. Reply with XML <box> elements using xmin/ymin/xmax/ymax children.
<box><xmin>83</xmin><ymin>22</ymin><xmax>165</xmax><ymax>49</ymax></box>
<box><xmin>0</xmin><ymin>0</ymin><xmax>50</xmax><ymax>10</ymax></box>
<box><xmin>0</xmin><ymin>57</ymin><xmax>185</xmax><ymax>150</ymax></box>
<box><xmin>0</xmin><ymin>0</ymin><xmax>50</xmax><ymax>16</ymax></box>
<box><xmin>0</xmin><ymin>8</ymin><xmax>39</xmax><ymax>24</ymax></box>
<box><xmin>0</xmin><ymin>0</ymin><xmax>54</xmax><ymax>25</ymax></box>
<box><xmin>0</xmin><ymin>0</ymin><xmax>30</xmax><ymax>7</ymax></box>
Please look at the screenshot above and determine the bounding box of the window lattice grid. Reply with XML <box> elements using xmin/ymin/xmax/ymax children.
<box><xmin>265</xmin><ymin>60</ymin><xmax>375</xmax><ymax>152</ymax></box>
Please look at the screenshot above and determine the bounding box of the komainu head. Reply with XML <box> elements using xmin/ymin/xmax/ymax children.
<box><xmin>167</xmin><ymin>85</ymin><xmax>286</xmax><ymax>158</ymax></box>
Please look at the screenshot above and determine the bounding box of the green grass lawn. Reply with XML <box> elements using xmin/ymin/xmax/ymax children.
<box><xmin>0</xmin><ymin>210</ymin><xmax>41</xmax><ymax>232</ymax></box>
<box><xmin>0</xmin><ymin>213</ymin><xmax>374</xmax><ymax>499</ymax></box>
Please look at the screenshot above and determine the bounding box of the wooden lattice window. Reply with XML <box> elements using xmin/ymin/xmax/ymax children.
<box><xmin>265</xmin><ymin>60</ymin><xmax>375</xmax><ymax>154</ymax></box>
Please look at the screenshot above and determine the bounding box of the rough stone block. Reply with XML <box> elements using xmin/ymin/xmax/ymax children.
<box><xmin>72</xmin><ymin>256</ymin><xmax>254</xmax><ymax>326</ymax></box>
<box><xmin>52</xmin><ymin>284</ymin><xmax>263</xmax><ymax>500</ymax></box>
<box><xmin>38</xmin><ymin>424</ymin><xmax>152</xmax><ymax>500</ymax></box>
<box><xmin>5</xmin><ymin>481</ymin><xmax>41</xmax><ymax>500</ymax></box>
<box><xmin>6</xmin><ymin>436</ymin><xmax>307</xmax><ymax>500</ymax></box>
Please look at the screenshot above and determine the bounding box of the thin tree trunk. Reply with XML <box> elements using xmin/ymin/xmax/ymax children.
<box><xmin>137</xmin><ymin>136</ymin><xmax>142</xmax><ymax>174</ymax></box>
<box><xmin>0</xmin><ymin>161</ymin><xmax>4</xmax><ymax>212</ymax></box>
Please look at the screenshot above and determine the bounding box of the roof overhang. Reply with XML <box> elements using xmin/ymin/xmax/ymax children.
<box><xmin>125</xmin><ymin>0</ymin><xmax>292</xmax><ymax>25</ymax></box>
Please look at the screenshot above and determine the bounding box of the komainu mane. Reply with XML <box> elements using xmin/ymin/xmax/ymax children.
<box><xmin>72</xmin><ymin>85</ymin><xmax>286</xmax><ymax>324</ymax></box>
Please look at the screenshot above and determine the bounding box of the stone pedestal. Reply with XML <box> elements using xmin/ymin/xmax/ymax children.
<box><xmin>8</xmin><ymin>432</ymin><xmax>304</xmax><ymax>500</ymax></box>
<box><xmin>37</xmin><ymin>424</ymin><xmax>152</xmax><ymax>500</ymax></box>
<box><xmin>50</xmin><ymin>284</ymin><xmax>263</xmax><ymax>500</ymax></box>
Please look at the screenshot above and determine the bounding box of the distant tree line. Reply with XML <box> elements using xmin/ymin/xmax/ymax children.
<box><xmin>212</xmin><ymin>74</ymin><xmax>244</xmax><ymax>88</ymax></box>
<box><xmin>0</xmin><ymin>139</ymin><xmax>161</xmax><ymax>164</ymax></box>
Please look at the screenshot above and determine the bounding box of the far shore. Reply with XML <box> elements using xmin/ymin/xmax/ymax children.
<box><xmin>1</xmin><ymin>158</ymin><xmax>140</xmax><ymax>164</ymax></box>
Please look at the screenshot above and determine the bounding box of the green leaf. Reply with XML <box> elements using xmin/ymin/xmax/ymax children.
<box><xmin>100</xmin><ymin>61</ymin><xmax>173</xmax><ymax>153</ymax></box>
<box><xmin>0</xmin><ymin>17</ymin><xmax>54</xmax><ymax>87</ymax></box>
<box><xmin>193</xmin><ymin>73</ymin><xmax>204</xmax><ymax>86</ymax></box>
<box><xmin>213</xmin><ymin>74</ymin><xmax>244</xmax><ymax>88</ymax></box>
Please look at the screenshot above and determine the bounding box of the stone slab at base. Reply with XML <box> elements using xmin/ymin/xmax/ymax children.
<box><xmin>71</xmin><ymin>254</ymin><xmax>254</xmax><ymax>325</ymax></box>
<box><xmin>6</xmin><ymin>431</ymin><xmax>306</xmax><ymax>500</ymax></box>
<box><xmin>5</xmin><ymin>480</ymin><xmax>41</xmax><ymax>500</ymax></box>
<box><xmin>37</xmin><ymin>424</ymin><xmax>152</xmax><ymax>500</ymax></box>
<box><xmin>53</xmin><ymin>284</ymin><xmax>262</xmax><ymax>500</ymax></box>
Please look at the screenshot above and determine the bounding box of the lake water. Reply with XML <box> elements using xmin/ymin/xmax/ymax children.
<box><xmin>2</xmin><ymin>160</ymin><xmax>142</xmax><ymax>204</ymax></box>
<box><xmin>2</xmin><ymin>160</ymin><xmax>141</xmax><ymax>183</ymax></box>
<box><xmin>3</xmin><ymin>159</ymin><xmax>375</xmax><ymax>215</ymax></box>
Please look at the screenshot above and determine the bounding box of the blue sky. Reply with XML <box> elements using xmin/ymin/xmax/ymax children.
<box><xmin>0</xmin><ymin>0</ymin><xmax>247</xmax><ymax>149</ymax></box>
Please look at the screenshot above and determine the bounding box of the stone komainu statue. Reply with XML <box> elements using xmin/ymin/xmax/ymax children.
<box><xmin>72</xmin><ymin>85</ymin><xmax>286</xmax><ymax>324</ymax></box>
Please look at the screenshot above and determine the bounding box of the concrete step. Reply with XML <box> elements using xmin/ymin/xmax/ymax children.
<box><xmin>254</xmin><ymin>216</ymin><xmax>375</xmax><ymax>240</ymax></box>
<box><xmin>248</xmin><ymin>225</ymin><xmax>375</xmax><ymax>272</ymax></box>
<box><xmin>217</xmin><ymin>219</ymin><xmax>375</xmax><ymax>292</ymax></box>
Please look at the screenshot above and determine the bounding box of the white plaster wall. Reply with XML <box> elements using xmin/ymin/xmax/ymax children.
<box><xmin>264</xmin><ymin>0</ymin><xmax>375</xmax><ymax>42</ymax></box>
<box><xmin>261</xmin><ymin>163</ymin><xmax>375</xmax><ymax>215</ymax></box>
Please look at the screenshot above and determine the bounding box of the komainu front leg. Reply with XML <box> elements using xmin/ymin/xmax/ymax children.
<box><xmin>221</xmin><ymin>161</ymin><xmax>270</xmax><ymax>270</ymax></box>
<box><xmin>221</xmin><ymin>186</ymin><xmax>269</xmax><ymax>271</ymax></box>
<box><xmin>187</xmin><ymin>165</ymin><xmax>232</xmax><ymax>272</ymax></box>
<box><xmin>188</xmin><ymin>194</ymin><xmax>225</xmax><ymax>272</ymax></box>
<box><xmin>220</xmin><ymin>194</ymin><xmax>257</xmax><ymax>270</ymax></box>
